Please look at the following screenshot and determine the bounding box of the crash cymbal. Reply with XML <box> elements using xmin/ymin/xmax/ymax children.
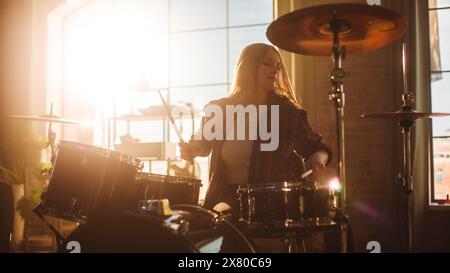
<box><xmin>5</xmin><ymin>114</ymin><xmax>93</xmax><ymax>125</ymax></box>
<box><xmin>267</xmin><ymin>3</ymin><xmax>407</xmax><ymax>56</ymax></box>
<box><xmin>361</xmin><ymin>110</ymin><xmax>450</xmax><ymax>121</ymax></box>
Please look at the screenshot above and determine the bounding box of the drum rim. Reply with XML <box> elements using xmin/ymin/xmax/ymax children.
<box><xmin>238</xmin><ymin>181</ymin><xmax>303</xmax><ymax>191</ymax></box>
<box><xmin>246</xmin><ymin>217</ymin><xmax>338</xmax><ymax>231</ymax></box>
<box><xmin>238</xmin><ymin>182</ymin><xmax>332</xmax><ymax>191</ymax></box>
<box><xmin>137</xmin><ymin>172</ymin><xmax>202</xmax><ymax>184</ymax></box>
<box><xmin>58</xmin><ymin>140</ymin><xmax>141</xmax><ymax>167</ymax></box>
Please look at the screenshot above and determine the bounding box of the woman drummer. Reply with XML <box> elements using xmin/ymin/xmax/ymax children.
<box><xmin>180</xmin><ymin>43</ymin><xmax>332</xmax><ymax>217</ymax></box>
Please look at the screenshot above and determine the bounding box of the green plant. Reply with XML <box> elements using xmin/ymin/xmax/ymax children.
<box><xmin>0</xmin><ymin>122</ymin><xmax>48</xmax><ymax>221</ymax></box>
<box><xmin>16</xmin><ymin>192</ymin><xmax>40</xmax><ymax>222</ymax></box>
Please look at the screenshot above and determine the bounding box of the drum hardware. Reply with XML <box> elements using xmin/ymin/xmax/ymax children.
<box><xmin>5</xmin><ymin>103</ymin><xmax>94</xmax><ymax>166</ymax></box>
<box><xmin>138</xmin><ymin>199</ymin><xmax>173</xmax><ymax>216</ymax></box>
<box><xmin>362</xmin><ymin>44</ymin><xmax>450</xmax><ymax>252</ymax></box>
<box><xmin>284</xmin><ymin>236</ymin><xmax>305</xmax><ymax>253</ymax></box>
<box><xmin>132</xmin><ymin>172</ymin><xmax>202</xmax><ymax>207</ymax></box>
<box><xmin>237</xmin><ymin>182</ymin><xmax>338</xmax><ymax>232</ymax></box>
<box><xmin>33</xmin><ymin>203</ymin><xmax>65</xmax><ymax>249</ymax></box>
<box><xmin>46</xmin><ymin>104</ymin><xmax>57</xmax><ymax>164</ymax></box>
<box><xmin>267</xmin><ymin>3</ymin><xmax>408</xmax><ymax>252</ymax></box>
<box><xmin>267</xmin><ymin>3</ymin><xmax>407</xmax><ymax>214</ymax></box>
<box><xmin>5</xmin><ymin>104</ymin><xmax>97</xmax><ymax>250</ymax></box>
<box><xmin>138</xmin><ymin>200</ymin><xmax>192</xmax><ymax>236</ymax></box>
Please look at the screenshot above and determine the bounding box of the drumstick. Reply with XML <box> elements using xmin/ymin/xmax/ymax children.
<box><xmin>157</xmin><ymin>90</ymin><xmax>185</xmax><ymax>144</ymax></box>
<box><xmin>301</xmin><ymin>169</ymin><xmax>313</xmax><ymax>180</ymax></box>
<box><xmin>158</xmin><ymin>90</ymin><xmax>195</xmax><ymax>175</ymax></box>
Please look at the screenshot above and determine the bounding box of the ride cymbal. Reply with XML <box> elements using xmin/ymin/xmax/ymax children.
<box><xmin>267</xmin><ymin>3</ymin><xmax>407</xmax><ymax>56</ymax></box>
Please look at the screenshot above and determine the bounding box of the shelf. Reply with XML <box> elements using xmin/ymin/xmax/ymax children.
<box><xmin>110</xmin><ymin>105</ymin><xmax>201</xmax><ymax>121</ymax></box>
<box><xmin>114</xmin><ymin>142</ymin><xmax>177</xmax><ymax>159</ymax></box>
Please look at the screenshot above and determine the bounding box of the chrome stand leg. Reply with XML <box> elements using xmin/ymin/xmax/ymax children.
<box><xmin>339</xmin><ymin>222</ymin><xmax>348</xmax><ymax>253</ymax></box>
<box><xmin>283</xmin><ymin>236</ymin><xmax>306</xmax><ymax>253</ymax></box>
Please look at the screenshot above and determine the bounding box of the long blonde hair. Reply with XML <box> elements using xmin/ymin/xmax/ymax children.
<box><xmin>229</xmin><ymin>43</ymin><xmax>299</xmax><ymax>106</ymax></box>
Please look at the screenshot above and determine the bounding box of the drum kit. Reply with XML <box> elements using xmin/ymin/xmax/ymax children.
<box><xmin>4</xmin><ymin>3</ymin><xmax>449</xmax><ymax>253</ymax></box>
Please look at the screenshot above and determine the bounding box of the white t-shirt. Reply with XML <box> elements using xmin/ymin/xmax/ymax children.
<box><xmin>220</xmin><ymin>139</ymin><xmax>253</xmax><ymax>185</ymax></box>
<box><xmin>220</xmin><ymin>115</ymin><xmax>253</xmax><ymax>185</ymax></box>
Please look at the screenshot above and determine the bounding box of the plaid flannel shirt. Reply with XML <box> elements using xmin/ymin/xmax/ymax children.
<box><xmin>187</xmin><ymin>92</ymin><xmax>332</xmax><ymax>209</ymax></box>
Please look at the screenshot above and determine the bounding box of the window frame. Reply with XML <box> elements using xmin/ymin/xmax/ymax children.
<box><xmin>428</xmin><ymin>1</ymin><xmax>450</xmax><ymax>206</ymax></box>
<box><xmin>57</xmin><ymin>0</ymin><xmax>274</xmax><ymax>145</ymax></box>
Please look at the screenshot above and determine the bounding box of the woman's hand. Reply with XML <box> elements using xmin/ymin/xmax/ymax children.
<box><xmin>179</xmin><ymin>142</ymin><xmax>195</xmax><ymax>162</ymax></box>
<box><xmin>306</xmin><ymin>150</ymin><xmax>328</xmax><ymax>173</ymax></box>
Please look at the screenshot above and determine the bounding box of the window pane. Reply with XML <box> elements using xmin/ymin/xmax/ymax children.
<box><xmin>429</xmin><ymin>0</ymin><xmax>450</xmax><ymax>9</ymax></box>
<box><xmin>131</xmin><ymin>90</ymin><xmax>169</xmax><ymax>111</ymax></box>
<box><xmin>60</xmin><ymin>0</ymin><xmax>273</xmax><ymax>161</ymax></box>
<box><xmin>64</xmin><ymin>0</ymin><xmax>116</xmax><ymax>91</ymax></box>
<box><xmin>170</xmin><ymin>85</ymin><xmax>228</xmax><ymax>110</ymax></box>
<box><xmin>171</xmin><ymin>0</ymin><xmax>226</xmax><ymax>32</ymax></box>
<box><xmin>229</xmin><ymin>26</ymin><xmax>271</xmax><ymax>82</ymax></box>
<box><xmin>431</xmin><ymin>72</ymin><xmax>450</xmax><ymax>202</ymax></box>
<box><xmin>116</xmin><ymin>0</ymin><xmax>168</xmax><ymax>34</ymax></box>
<box><xmin>229</xmin><ymin>0</ymin><xmax>273</xmax><ymax>26</ymax></box>
<box><xmin>129</xmin><ymin>120</ymin><xmax>165</xmax><ymax>142</ymax></box>
<box><xmin>431</xmin><ymin>72</ymin><xmax>450</xmax><ymax>136</ymax></box>
<box><xmin>169</xmin><ymin>85</ymin><xmax>227</xmax><ymax>141</ymax></box>
<box><xmin>171</xmin><ymin>30</ymin><xmax>227</xmax><ymax>86</ymax></box>
<box><xmin>140</xmin><ymin>34</ymin><xmax>169</xmax><ymax>89</ymax></box>
<box><xmin>433</xmin><ymin>138</ymin><xmax>450</xmax><ymax>200</ymax></box>
<box><xmin>429</xmin><ymin>10</ymin><xmax>450</xmax><ymax>71</ymax></box>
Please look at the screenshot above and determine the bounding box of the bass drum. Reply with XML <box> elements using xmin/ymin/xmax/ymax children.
<box><xmin>61</xmin><ymin>205</ymin><xmax>256</xmax><ymax>253</ymax></box>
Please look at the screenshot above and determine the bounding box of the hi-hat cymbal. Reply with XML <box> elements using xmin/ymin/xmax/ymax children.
<box><xmin>5</xmin><ymin>114</ymin><xmax>93</xmax><ymax>125</ymax></box>
<box><xmin>361</xmin><ymin>110</ymin><xmax>450</xmax><ymax>121</ymax></box>
<box><xmin>267</xmin><ymin>3</ymin><xmax>407</xmax><ymax>56</ymax></box>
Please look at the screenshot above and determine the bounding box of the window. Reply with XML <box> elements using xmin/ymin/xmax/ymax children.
<box><xmin>429</xmin><ymin>0</ymin><xmax>450</xmax><ymax>203</ymax></box>
<box><xmin>50</xmin><ymin>0</ymin><xmax>273</xmax><ymax>200</ymax></box>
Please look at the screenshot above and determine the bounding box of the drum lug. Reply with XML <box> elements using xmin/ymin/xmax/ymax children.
<box><xmin>178</xmin><ymin>219</ymin><xmax>190</xmax><ymax>235</ymax></box>
<box><xmin>248</xmin><ymin>197</ymin><xmax>255</xmax><ymax>224</ymax></box>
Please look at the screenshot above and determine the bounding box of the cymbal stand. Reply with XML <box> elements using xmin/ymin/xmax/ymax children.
<box><xmin>45</xmin><ymin>103</ymin><xmax>57</xmax><ymax>164</ymax></box>
<box><xmin>397</xmin><ymin>43</ymin><xmax>415</xmax><ymax>252</ymax></box>
<box><xmin>327</xmin><ymin>11</ymin><xmax>351</xmax><ymax>253</ymax></box>
<box><xmin>37</xmin><ymin>103</ymin><xmax>65</xmax><ymax>250</ymax></box>
<box><xmin>329</xmin><ymin>11</ymin><xmax>348</xmax><ymax>215</ymax></box>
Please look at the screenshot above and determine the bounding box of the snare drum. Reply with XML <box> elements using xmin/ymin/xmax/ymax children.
<box><xmin>130</xmin><ymin>173</ymin><xmax>202</xmax><ymax>207</ymax></box>
<box><xmin>238</xmin><ymin>182</ymin><xmax>337</xmax><ymax>229</ymax></box>
<box><xmin>42</xmin><ymin>141</ymin><xmax>141</xmax><ymax>221</ymax></box>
